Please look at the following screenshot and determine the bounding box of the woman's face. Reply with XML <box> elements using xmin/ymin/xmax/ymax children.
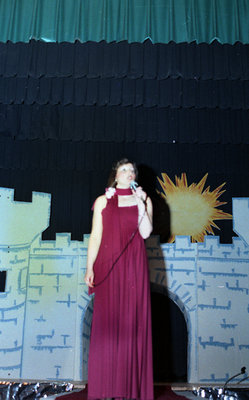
<box><xmin>115</xmin><ymin>163</ymin><xmax>136</xmax><ymax>188</ymax></box>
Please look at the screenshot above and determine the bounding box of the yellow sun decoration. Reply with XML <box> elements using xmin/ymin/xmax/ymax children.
<box><xmin>158</xmin><ymin>173</ymin><xmax>232</xmax><ymax>243</ymax></box>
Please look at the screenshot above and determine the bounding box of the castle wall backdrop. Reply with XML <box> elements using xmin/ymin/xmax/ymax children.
<box><xmin>0</xmin><ymin>187</ymin><xmax>248</xmax><ymax>384</ymax></box>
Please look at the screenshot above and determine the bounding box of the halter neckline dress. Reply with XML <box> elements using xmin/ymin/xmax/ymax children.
<box><xmin>88</xmin><ymin>188</ymin><xmax>154</xmax><ymax>400</ymax></box>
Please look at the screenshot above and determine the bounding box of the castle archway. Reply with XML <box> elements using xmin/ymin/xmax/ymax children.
<box><xmin>151</xmin><ymin>283</ymin><xmax>188</xmax><ymax>382</ymax></box>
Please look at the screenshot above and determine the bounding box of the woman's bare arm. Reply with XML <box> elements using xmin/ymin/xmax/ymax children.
<box><xmin>137</xmin><ymin>196</ymin><xmax>153</xmax><ymax>239</ymax></box>
<box><xmin>132</xmin><ymin>186</ymin><xmax>153</xmax><ymax>239</ymax></box>
<box><xmin>85</xmin><ymin>195</ymin><xmax>107</xmax><ymax>287</ymax></box>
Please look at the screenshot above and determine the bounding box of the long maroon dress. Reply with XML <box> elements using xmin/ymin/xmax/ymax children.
<box><xmin>88</xmin><ymin>188</ymin><xmax>154</xmax><ymax>400</ymax></box>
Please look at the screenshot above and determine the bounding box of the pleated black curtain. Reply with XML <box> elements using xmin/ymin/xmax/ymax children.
<box><xmin>0</xmin><ymin>78</ymin><xmax>249</xmax><ymax>108</ymax></box>
<box><xmin>0</xmin><ymin>40</ymin><xmax>249</xmax><ymax>241</ymax></box>
<box><xmin>1</xmin><ymin>41</ymin><xmax>249</xmax><ymax>79</ymax></box>
<box><xmin>1</xmin><ymin>106</ymin><xmax>249</xmax><ymax>142</ymax></box>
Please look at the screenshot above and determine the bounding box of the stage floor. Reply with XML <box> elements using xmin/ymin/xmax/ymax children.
<box><xmin>1</xmin><ymin>382</ymin><xmax>249</xmax><ymax>400</ymax></box>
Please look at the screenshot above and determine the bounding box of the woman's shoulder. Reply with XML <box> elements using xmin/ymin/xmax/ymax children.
<box><xmin>92</xmin><ymin>194</ymin><xmax>107</xmax><ymax>211</ymax></box>
<box><xmin>96</xmin><ymin>194</ymin><xmax>107</xmax><ymax>203</ymax></box>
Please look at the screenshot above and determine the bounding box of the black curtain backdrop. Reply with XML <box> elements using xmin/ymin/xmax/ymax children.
<box><xmin>0</xmin><ymin>40</ymin><xmax>248</xmax><ymax>243</ymax></box>
<box><xmin>1</xmin><ymin>40</ymin><xmax>249</xmax><ymax>80</ymax></box>
<box><xmin>1</xmin><ymin>106</ymin><xmax>249</xmax><ymax>142</ymax></box>
<box><xmin>1</xmin><ymin>78</ymin><xmax>248</xmax><ymax>108</ymax></box>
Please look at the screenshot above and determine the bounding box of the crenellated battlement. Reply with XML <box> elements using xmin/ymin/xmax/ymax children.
<box><xmin>0</xmin><ymin>187</ymin><xmax>51</xmax><ymax>246</ymax></box>
<box><xmin>30</xmin><ymin>233</ymin><xmax>89</xmax><ymax>256</ymax></box>
<box><xmin>146</xmin><ymin>234</ymin><xmax>249</xmax><ymax>262</ymax></box>
<box><xmin>233</xmin><ymin>198</ymin><xmax>249</xmax><ymax>246</ymax></box>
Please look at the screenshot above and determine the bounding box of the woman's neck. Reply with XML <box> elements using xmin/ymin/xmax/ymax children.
<box><xmin>115</xmin><ymin>187</ymin><xmax>132</xmax><ymax>195</ymax></box>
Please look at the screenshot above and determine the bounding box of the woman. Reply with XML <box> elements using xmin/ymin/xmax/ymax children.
<box><xmin>85</xmin><ymin>158</ymin><xmax>154</xmax><ymax>400</ymax></box>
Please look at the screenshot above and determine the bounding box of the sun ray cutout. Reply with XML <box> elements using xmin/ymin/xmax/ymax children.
<box><xmin>158</xmin><ymin>173</ymin><xmax>232</xmax><ymax>243</ymax></box>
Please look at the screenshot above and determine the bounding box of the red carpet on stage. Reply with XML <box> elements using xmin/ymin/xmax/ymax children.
<box><xmin>57</xmin><ymin>385</ymin><xmax>190</xmax><ymax>400</ymax></box>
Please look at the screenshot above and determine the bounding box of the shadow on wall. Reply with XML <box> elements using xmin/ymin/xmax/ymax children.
<box><xmin>151</xmin><ymin>284</ymin><xmax>188</xmax><ymax>383</ymax></box>
<box><xmin>148</xmin><ymin>237</ymin><xmax>187</xmax><ymax>383</ymax></box>
<box><xmin>138</xmin><ymin>164</ymin><xmax>171</xmax><ymax>243</ymax></box>
<box><xmin>82</xmin><ymin>297</ymin><xmax>94</xmax><ymax>381</ymax></box>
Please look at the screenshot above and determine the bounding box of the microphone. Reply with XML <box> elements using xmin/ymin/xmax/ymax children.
<box><xmin>130</xmin><ymin>181</ymin><xmax>138</xmax><ymax>191</ymax></box>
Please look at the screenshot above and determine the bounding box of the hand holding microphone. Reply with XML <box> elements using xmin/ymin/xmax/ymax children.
<box><xmin>130</xmin><ymin>181</ymin><xmax>147</xmax><ymax>204</ymax></box>
<box><xmin>130</xmin><ymin>181</ymin><xmax>150</xmax><ymax>228</ymax></box>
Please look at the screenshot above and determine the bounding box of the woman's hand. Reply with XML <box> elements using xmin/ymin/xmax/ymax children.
<box><xmin>132</xmin><ymin>186</ymin><xmax>147</xmax><ymax>204</ymax></box>
<box><xmin>84</xmin><ymin>270</ymin><xmax>94</xmax><ymax>288</ymax></box>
